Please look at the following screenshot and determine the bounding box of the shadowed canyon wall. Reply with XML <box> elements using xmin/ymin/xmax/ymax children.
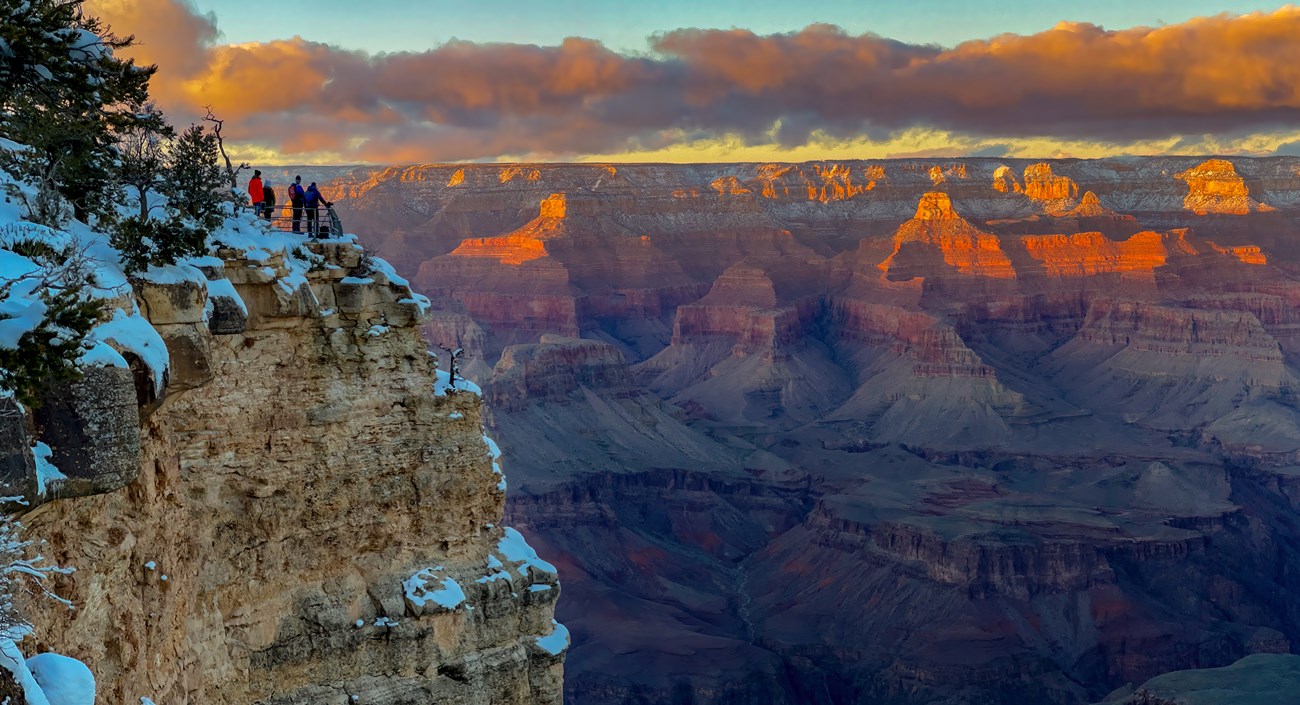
<box><xmin>304</xmin><ymin>157</ymin><xmax>1300</xmax><ymax>704</ymax></box>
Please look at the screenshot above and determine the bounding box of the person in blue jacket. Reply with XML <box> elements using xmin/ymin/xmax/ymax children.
<box><xmin>304</xmin><ymin>182</ymin><xmax>333</xmax><ymax>238</ymax></box>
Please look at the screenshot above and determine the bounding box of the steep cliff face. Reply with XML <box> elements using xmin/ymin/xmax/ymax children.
<box><xmin>19</xmin><ymin>237</ymin><xmax>565</xmax><ymax>704</ymax></box>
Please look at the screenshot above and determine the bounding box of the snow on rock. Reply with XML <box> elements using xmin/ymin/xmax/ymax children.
<box><xmin>474</xmin><ymin>571</ymin><xmax>511</xmax><ymax>584</ymax></box>
<box><xmin>482</xmin><ymin>434</ymin><xmax>502</xmax><ymax>474</ymax></box>
<box><xmin>534</xmin><ymin>620</ymin><xmax>570</xmax><ymax>657</ymax></box>
<box><xmin>398</xmin><ymin>295</ymin><xmax>430</xmax><ymax>317</ymax></box>
<box><xmin>26</xmin><ymin>653</ymin><xmax>94</xmax><ymax>705</ymax></box>
<box><xmin>0</xmin><ymin>639</ymin><xmax>51</xmax><ymax>705</ymax></box>
<box><xmin>481</xmin><ymin>433</ymin><xmax>507</xmax><ymax>491</ymax></box>
<box><xmin>0</xmin><ymin>253</ymin><xmax>48</xmax><ymax>350</ymax></box>
<box><xmin>370</xmin><ymin>257</ymin><xmax>409</xmax><ymax>287</ymax></box>
<box><xmin>495</xmin><ymin>527</ymin><xmax>557</xmax><ymax>578</ymax></box>
<box><xmin>132</xmin><ymin>263</ymin><xmax>206</xmax><ymax>286</ymax></box>
<box><xmin>32</xmin><ymin>442</ymin><xmax>64</xmax><ymax>496</ymax></box>
<box><xmin>433</xmin><ymin>369</ymin><xmax>481</xmax><ymax>397</ymax></box>
<box><xmin>90</xmin><ymin>307</ymin><xmax>169</xmax><ymax>394</ymax></box>
<box><xmin>402</xmin><ymin>567</ymin><xmax>466</xmax><ymax>615</ymax></box>
<box><xmin>203</xmin><ymin>278</ymin><xmax>246</xmax><ymax>316</ymax></box>
<box><xmin>76</xmin><ymin>342</ymin><xmax>127</xmax><ymax>370</ymax></box>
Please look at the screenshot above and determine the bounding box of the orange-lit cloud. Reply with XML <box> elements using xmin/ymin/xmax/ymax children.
<box><xmin>88</xmin><ymin>0</ymin><xmax>1300</xmax><ymax>163</ymax></box>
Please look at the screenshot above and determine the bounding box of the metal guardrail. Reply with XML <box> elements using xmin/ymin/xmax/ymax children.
<box><xmin>245</xmin><ymin>203</ymin><xmax>343</xmax><ymax>238</ymax></box>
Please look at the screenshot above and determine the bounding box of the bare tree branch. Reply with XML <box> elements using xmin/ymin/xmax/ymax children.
<box><xmin>437</xmin><ymin>344</ymin><xmax>465</xmax><ymax>391</ymax></box>
<box><xmin>202</xmin><ymin>105</ymin><xmax>249</xmax><ymax>191</ymax></box>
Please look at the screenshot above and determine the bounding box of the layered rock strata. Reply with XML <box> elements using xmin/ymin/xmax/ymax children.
<box><xmin>303</xmin><ymin>156</ymin><xmax>1300</xmax><ymax>705</ymax></box>
<box><xmin>20</xmin><ymin>239</ymin><xmax>564</xmax><ymax>705</ymax></box>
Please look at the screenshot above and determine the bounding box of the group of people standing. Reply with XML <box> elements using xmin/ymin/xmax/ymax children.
<box><xmin>246</xmin><ymin>170</ymin><xmax>334</xmax><ymax>236</ymax></box>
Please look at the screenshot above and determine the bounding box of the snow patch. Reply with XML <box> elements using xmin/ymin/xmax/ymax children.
<box><xmin>402</xmin><ymin>567</ymin><xmax>465</xmax><ymax>613</ymax></box>
<box><xmin>77</xmin><ymin>342</ymin><xmax>126</xmax><ymax>370</ymax></box>
<box><xmin>495</xmin><ymin>527</ymin><xmax>557</xmax><ymax>577</ymax></box>
<box><xmin>133</xmin><ymin>263</ymin><xmax>205</xmax><ymax>286</ymax></box>
<box><xmin>0</xmin><ymin>639</ymin><xmax>50</xmax><ymax>705</ymax></box>
<box><xmin>474</xmin><ymin>571</ymin><xmax>511</xmax><ymax>584</ymax></box>
<box><xmin>32</xmin><ymin>443</ymin><xmax>64</xmax><ymax>496</ymax></box>
<box><xmin>534</xmin><ymin>620</ymin><xmax>570</xmax><ymax>656</ymax></box>
<box><xmin>27</xmin><ymin>652</ymin><xmax>95</xmax><ymax>705</ymax></box>
<box><xmin>482</xmin><ymin>434</ymin><xmax>502</xmax><ymax>474</ymax></box>
<box><xmin>433</xmin><ymin>369</ymin><xmax>481</xmax><ymax>397</ymax></box>
<box><xmin>91</xmin><ymin>307</ymin><xmax>168</xmax><ymax>394</ymax></box>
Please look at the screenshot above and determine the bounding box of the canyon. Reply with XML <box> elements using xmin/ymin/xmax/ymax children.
<box><xmin>300</xmin><ymin>157</ymin><xmax>1300</xmax><ymax>704</ymax></box>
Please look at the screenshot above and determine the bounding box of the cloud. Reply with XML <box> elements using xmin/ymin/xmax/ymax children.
<box><xmin>1275</xmin><ymin>139</ymin><xmax>1300</xmax><ymax>156</ymax></box>
<box><xmin>86</xmin><ymin>0</ymin><xmax>1300</xmax><ymax>163</ymax></box>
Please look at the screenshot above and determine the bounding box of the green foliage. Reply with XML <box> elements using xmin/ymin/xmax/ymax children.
<box><xmin>110</xmin><ymin>216</ymin><xmax>209</xmax><ymax>274</ymax></box>
<box><xmin>110</xmin><ymin>123</ymin><xmax>227</xmax><ymax>273</ymax></box>
<box><xmin>0</xmin><ymin>0</ymin><xmax>159</xmax><ymax>224</ymax></box>
<box><xmin>115</xmin><ymin>106</ymin><xmax>173</xmax><ymax>221</ymax></box>
<box><xmin>164</xmin><ymin>124</ymin><xmax>228</xmax><ymax>230</ymax></box>
<box><xmin>0</xmin><ymin>239</ymin><xmax>102</xmax><ymax>407</ymax></box>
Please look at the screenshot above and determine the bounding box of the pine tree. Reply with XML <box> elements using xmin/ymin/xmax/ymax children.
<box><xmin>111</xmin><ymin>123</ymin><xmax>228</xmax><ymax>273</ymax></box>
<box><xmin>0</xmin><ymin>0</ymin><xmax>158</xmax><ymax>224</ymax></box>
<box><xmin>165</xmin><ymin>124</ymin><xmax>227</xmax><ymax>230</ymax></box>
<box><xmin>116</xmin><ymin>105</ymin><xmax>173</xmax><ymax>221</ymax></box>
<box><xmin>0</xmin><ymin>0</ymin><xmax>161</xmax><ymax>401</ymax></box>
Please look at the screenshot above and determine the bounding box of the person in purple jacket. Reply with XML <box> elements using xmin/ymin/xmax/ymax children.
<box><xmin>287</xmin><ymin>175</ymin><xmax>306</xmax><ymax>233</ymax></box>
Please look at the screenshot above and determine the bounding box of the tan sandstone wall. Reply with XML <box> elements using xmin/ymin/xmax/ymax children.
<box><xmin>20</xmin><ymin>241</ymin><xmax>564</xmax><ymax>704</ymax></box>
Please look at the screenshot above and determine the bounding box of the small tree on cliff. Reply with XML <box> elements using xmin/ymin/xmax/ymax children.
<box><xmin>0</xmin><ymin>228</ymin><xmax>102</xmax><ymax>407</ymax></box>
<box><xmin>111</xmin><ymin>123</ymin><xmax>228</xmax><ymax>273</ymax></box>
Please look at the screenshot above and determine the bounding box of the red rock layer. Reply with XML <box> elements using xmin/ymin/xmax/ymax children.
<box><xmin>878</xmin><ymin>192</ymin><xmax>1016</xmax><ymax>279</ymax></box>
<box><xmin>1019</xmin><ymin>230</ymin><xmax>1168</xmax><ymax>277</ymax></box>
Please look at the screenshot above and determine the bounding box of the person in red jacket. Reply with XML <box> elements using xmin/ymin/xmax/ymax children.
<box><xmin>247</xmin><ymin>170</ymin><xmax>264</xmax><ymax>217</ymax></box>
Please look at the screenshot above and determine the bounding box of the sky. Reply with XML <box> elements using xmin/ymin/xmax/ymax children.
<box><xmin>86</xmin><ymin>0</ymin><xmax>1300</xmax><ymax>164</ymax></box>
<box><xmin>189</xmin><ymin>0</ymin><xmax>1284</xmax><ymax>55</ymax></box>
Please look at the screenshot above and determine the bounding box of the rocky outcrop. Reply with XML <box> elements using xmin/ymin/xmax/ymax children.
<box><xmin>487</xmin><ymin>335</ymin><xmax>630</xmax><ymax>412</ymax></box>
<box><xmin>1023</xmin><ymin>162</ymin><xmax>1081</xmax><ymax>213</ymax></box>
<box><xmin>879</xmin><ymin>192</ymin><xmax>1016</xmax><ymax>279</ymax></box>
<box><xmin>22</xmin><ymin>240</ymin><xmax>564</xmax><ymax>705</ymax></box>
<box><xmin>31</xmin><ymin>365</ymin><xmax>140</xmax><ymax>498</ymax></box>
<box><xmin>1176</xmin><ymin>159</ymin><xmax>1273</xmax><ymax>215</ymax></box>
<box><xmin>1019</xmin><ymin>230</ymin><xmax>1167</xmax><ymax>277</ymax></box>
<box><xmin>1098</xmin><ymin>653</ymin><xmax>1300</xmax><ymax>704</ymax></box>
